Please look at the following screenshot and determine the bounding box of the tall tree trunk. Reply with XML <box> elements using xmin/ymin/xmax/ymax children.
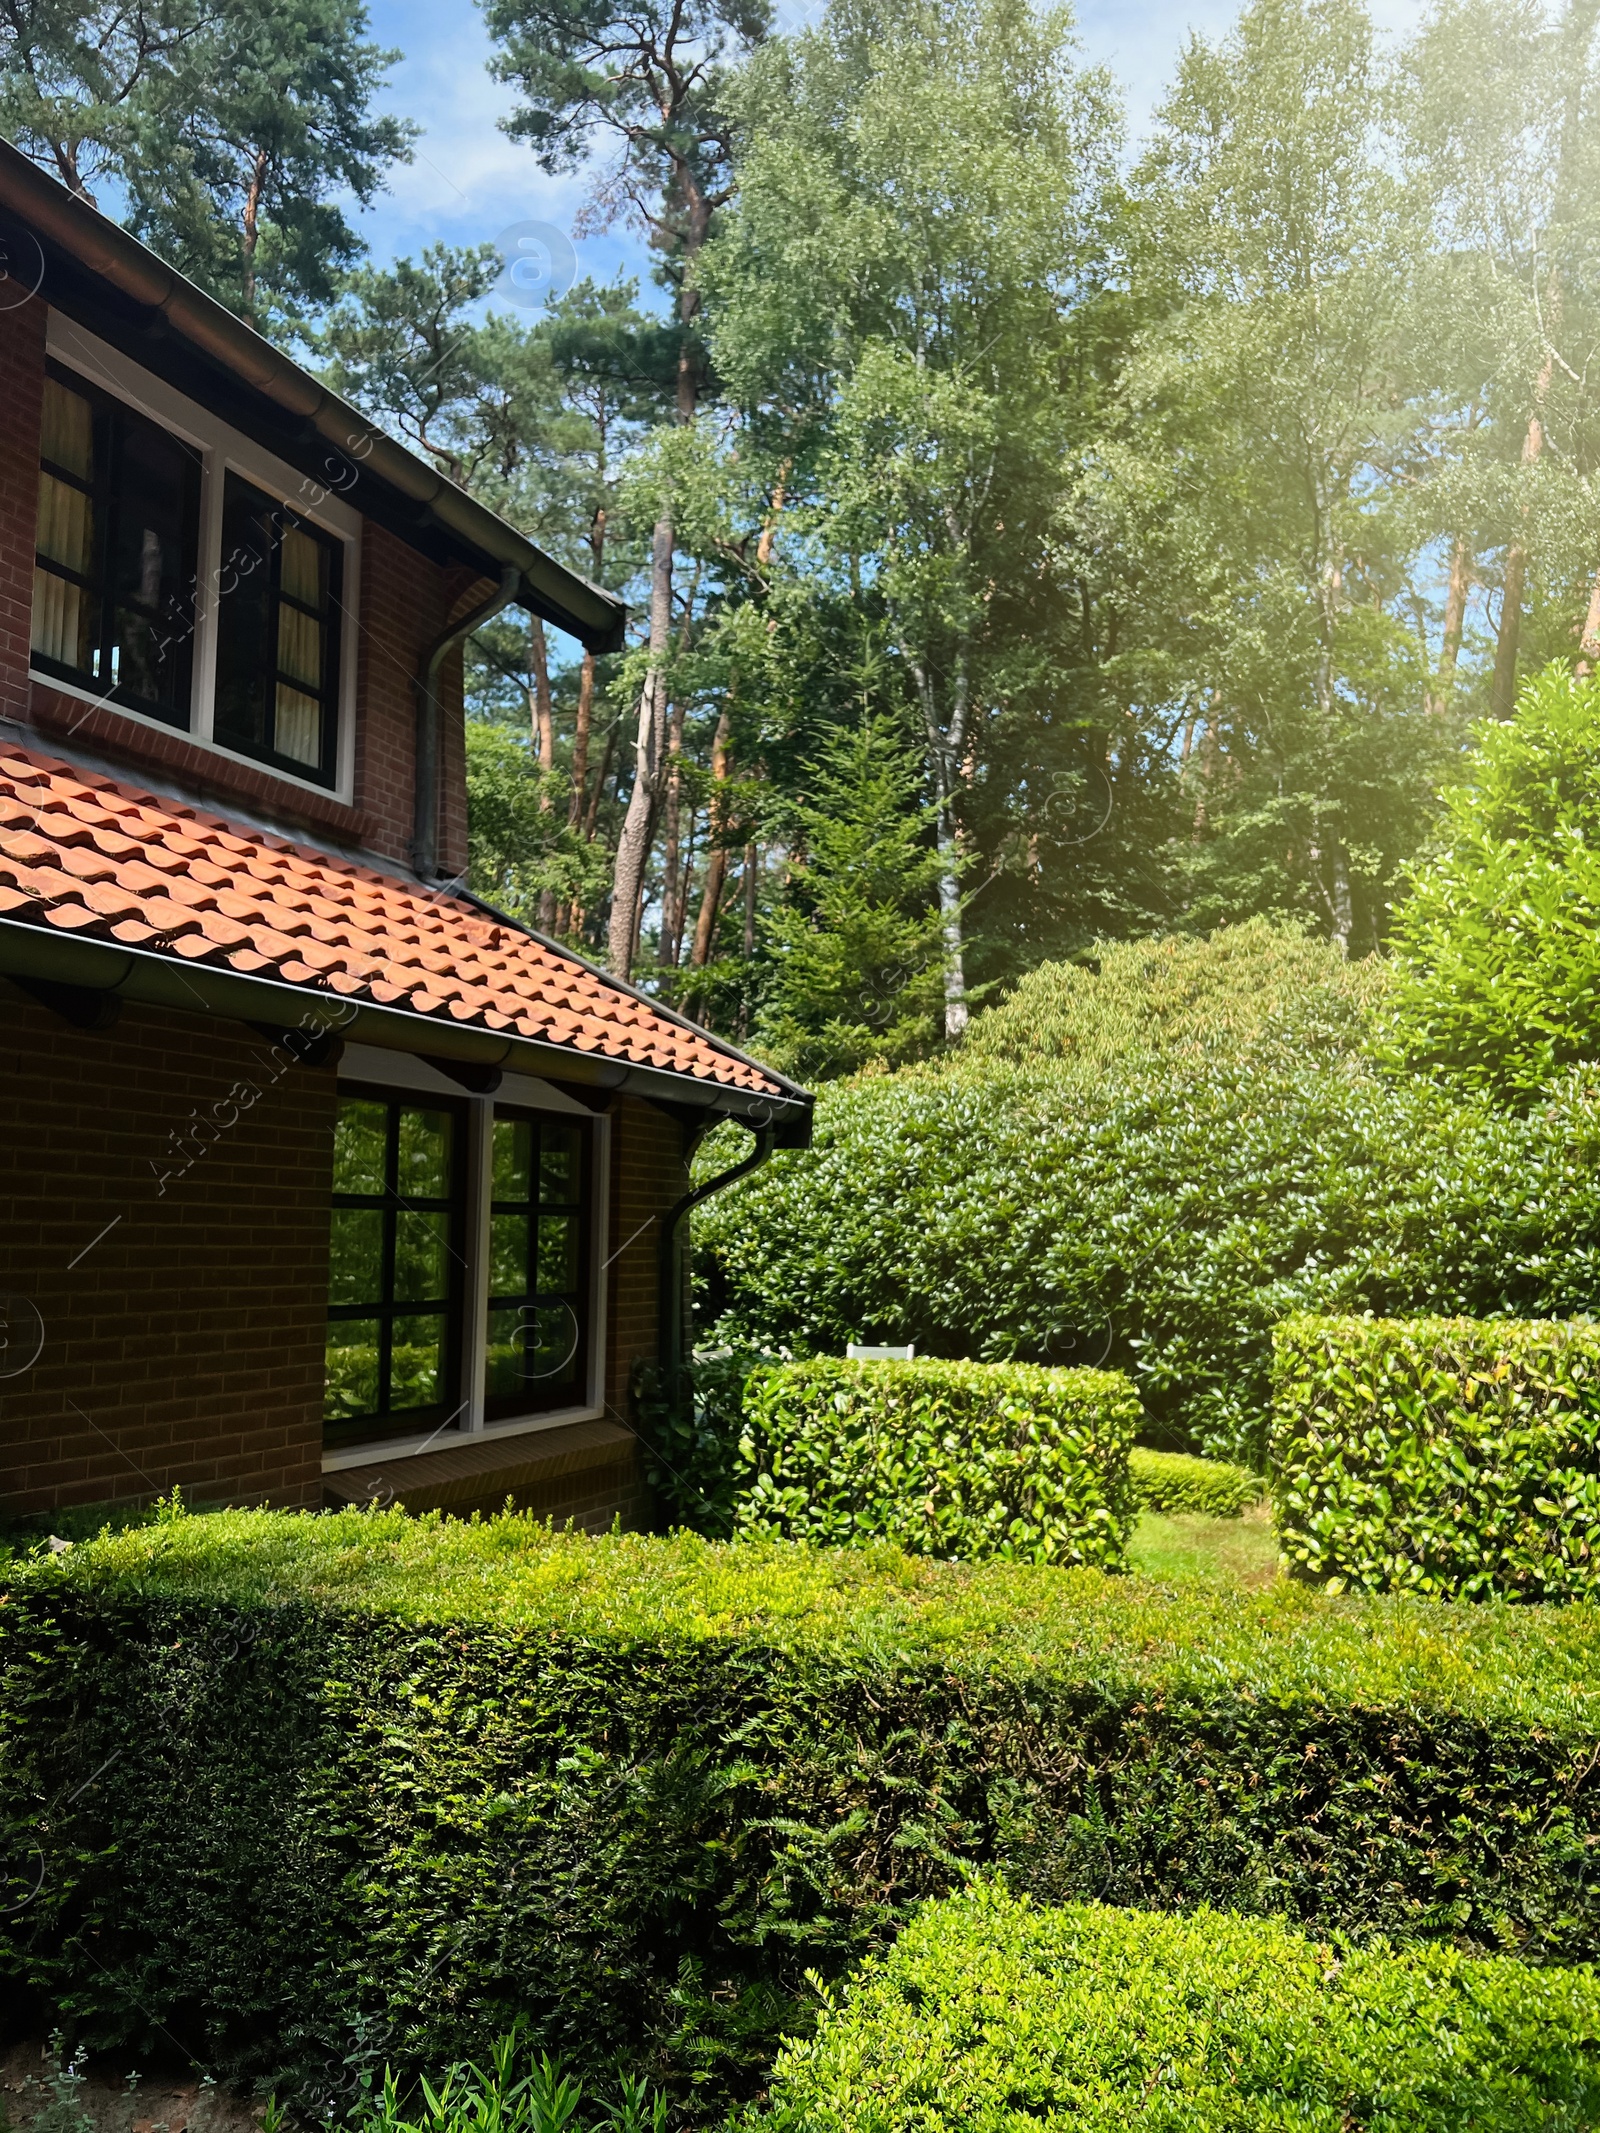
<box><xmin>737</xmin><ymin>841</ymin><xmax>758</xmax><ymax>1040</ymax></box>
<box><xmin>1492</xmin><ymin>545</ymin><xmax>1531</xmax><ymax>721</ymax></box>
<box><xmin>606</xmin><ymin>514</ymin><xmax>673</xmax><ymax>975</ymax></box>
<box><xmin>240</xmin><ymin>147</ymin><xmax>268</xmax><ymax>309</ymax></box>
<box><xmin>1428</xmin><ymin>535</ymin><xmax>1472</xmax><ymax>714</ymax></box>
<box><xmin>690</xmin><ymin>704</ymin><xmax>733</xmax><ymax>968</ymax></box>
<box><xmin>602</xmin><ymin>194</ymin><xmax>708</xmax><ymax>973</ymax></box>
<box><xmin>528</xmin><ymin>620</ymin><xmax>555</xmax><ymax>793</ymax></box>
<box><xmin>1493</xmin><ymin>349</ymin><xmax>1556</xmax><ymax>720</ymax></box>
<box><xmin>583</xmin><ymin>719</ymin><xmax>618</xmax><ymax>843</ymax></box>
<box><xmin>528</xmin><ymin>620</ymin><xmax>558</xmax><ymax>934</ymax></box>
<box><xmin>1577</xmin><ymin>568</ymin><xmax>1600</xmax><ymax>677</ymax></box>
<box><xmin>908</xmin><ymin>646</ymin><xmax>970</xmax><ymax>1043</ymax></box>
<box><xmin>657</xmin><ymin>694</ymin><xmax>688</xmax><ymax>968</ymax></box>
<box><xmin>568</xmin><ymin>652</ymin><xmax>595</xmax><ymax>829</ymax></box>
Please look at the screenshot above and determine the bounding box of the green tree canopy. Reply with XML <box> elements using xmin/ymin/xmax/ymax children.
<box><xmin>1386</xmin><ymin>664</ymin><xmax>1600</xmax><ymax>1103</ymax></box>
<box><xmin>1</xmin><ymin>0</ymin><xmax>412</xmax><ymax>330</ymax></box>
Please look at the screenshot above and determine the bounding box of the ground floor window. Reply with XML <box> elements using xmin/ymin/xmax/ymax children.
<box><xmin>324</xmin><ymin>1085</ymin><xmax>595</xmax><ymax>1447</ymax></box>
<box><xmin>325</xmin><ymin>1089</ymin><xmax>465</xmax><ymax>1447</ymax></box>
<box><xmin>485</xmin><ymin>1110</ymin><xmax>589</xmax><ymax>1418</ymax></box>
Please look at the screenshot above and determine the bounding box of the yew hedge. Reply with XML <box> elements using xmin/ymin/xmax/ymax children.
<box><xmin>6</xmin><ymin>1510</ymin><xmax>1600</xmax><ymax>2113</ymax></box>
<box><xmin>1129</xmin><ymin>1447</ymin><xmax>1260</xmax><ymax>1517</ymax></box>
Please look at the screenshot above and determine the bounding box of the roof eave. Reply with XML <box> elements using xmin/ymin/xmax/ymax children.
<box><xmin>0</xmin><ymin>916</ymin><xmax>814</xmax><ymax>1140</ymax></box>
<box><xmin>0</xmin><ymin>141</ymin><xmax>627</xmax><ymax>656</ymax></box>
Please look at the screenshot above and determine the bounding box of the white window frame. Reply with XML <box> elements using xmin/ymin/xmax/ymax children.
<box><xmin>321</xmin><ymin>1044</ymin><xmax>612</xmax><ymax>1474</ymax></box>
<box><xmin>36</xmin><ymin>313</ymin><xmax>360</xmax><ymax>805</ymax></box>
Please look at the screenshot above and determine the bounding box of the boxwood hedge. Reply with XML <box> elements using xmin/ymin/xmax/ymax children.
<box><xmin>1129</xmin><ymin>1447</ymin><xmax>1260</xmax><ymax>1517</ymax></box>
<box><xmin>731</xmin><ymin>1357</ymin><xmax>1138</xmax><ymax>1566</ymax></box>
<box><xmin>747</xmin><ymin>1883</ymin><xmax>1600</xmax><ymax>2131</ymax></box>
<box><xmin>7</xmin><ymin>1511</ymin><xmax>1600</xmax><ymax>2114</ymax></box>
<box><xmin>1273</xmin><ymin>1314</ymin><xmax>1600</xmax><ymax>1602</ymax></box>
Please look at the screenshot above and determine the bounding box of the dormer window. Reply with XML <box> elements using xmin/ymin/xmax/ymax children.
<box><xmin>32</xmin><ymin>365</ymin><xmax>200</xmax><ymax>726</ymax></box>
<box><xmin>29</xmin><ymin>322</ymin><xmax>357</xmax><ymax>799</ymax></box>
<box><xmin>215</xmin><ymin>473</ymin><xmax>345</xmax><ymax>785</ymax></box>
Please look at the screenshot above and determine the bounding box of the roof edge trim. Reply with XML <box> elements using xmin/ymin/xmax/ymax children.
<box><xmin>0</xmin><ymin>141</ymin><xmax>627</xmax><ymax>655</ymax></box>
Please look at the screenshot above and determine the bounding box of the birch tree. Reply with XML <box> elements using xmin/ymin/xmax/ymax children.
<box><xmin>704</xmin><ymin>0</ymin><xmax>1115</xmax><ymax>1037</ymax></box>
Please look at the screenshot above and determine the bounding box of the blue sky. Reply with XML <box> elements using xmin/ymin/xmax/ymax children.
<box><xmin>358</xmin><ymin>0</ymin><xmax>1428</xmax><ymax>303</ymax></box>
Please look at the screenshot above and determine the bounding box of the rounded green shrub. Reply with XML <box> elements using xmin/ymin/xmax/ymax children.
<box><xmin>967</xmin><ymin>916</ymin><xmax>1388</xmax><ymax>1073</ymax></box>
<box><xmin>1130</xmin><ymin>1446</ymin><xmax>1260</xmax><ymax>1517</ymax></box>
<box><xmin>748</xmin><ymin>1882</ymin><xmax>1600</xmax><ymax>2131</ymax></box>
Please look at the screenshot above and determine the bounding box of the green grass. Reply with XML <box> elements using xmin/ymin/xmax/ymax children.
<box><xmin>1126</xmin><ymin>1501</ymin><xmax>1283</xmax><ymax>1588</ymax></box>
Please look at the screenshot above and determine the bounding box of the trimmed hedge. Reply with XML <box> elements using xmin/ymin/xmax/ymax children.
<box><xmin>749</xmin><ymin>1883</ymin><xmax>1600</xmax><ymax>2130</ymax></box>
<box><xmin>1130</xmin><ymin>1446</ymin><xmax>1260</xmax><ymax>1518</ymax></box>
<box><xmin>8</xmin><ymin>1512</ymin><xmax>1600</xmax><ymax>2113</ymax></box>
<box><xmin>1273</xmin><ymin>1315</ymin><xmax>1600</xmax><ymax>1602</ymax></box>
<box><xmin>731</xmin><ymin>1357</ymin><xmax>1138</xmax><ymax>1566</ymax></box>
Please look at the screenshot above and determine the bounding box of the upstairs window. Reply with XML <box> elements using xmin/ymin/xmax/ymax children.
<box><xmin>215</xmin><ymin>472</ymin><xmax>344</xmax><ymax>786</ymax></box>
<box><xmin>31</xmin><ymin>365</ymin><xmax>200</xmax><ymax>725</ymax></box>
<box><xmin>485</xmin><ymin>1112</ymin><xmax>590</xmax><ymax>1418</ymax></box>
<box><xmin>325</xmin><ymin>1091</ymin><xmax>465</xmax><ymax>1449</ymax></box>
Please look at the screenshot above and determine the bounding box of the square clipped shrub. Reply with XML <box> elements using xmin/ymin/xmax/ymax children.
<box><xmin>1272</xmin><ymin>1314</ymin><xmax>1600</xmax><ymax>1601</ymax></box>
<box><xmin>1130</xmin><ymin>1446</ymin><xmax>1261</xmax><ymax>1517</ymax></box>
<box><xmin>746</xmin><ymin>1882</ymin><xmax>1600</xmax><ymax>2131</ymax></box>
<box><xmin>9</xmin><ymin>1511</ymin><xmax>1600</xmax><ymax>2113</ymax></box>
<box><xmin>731</xmin><ymin>1356</ymin><xmax>1138</xmax><ymax>1566</ymax></box>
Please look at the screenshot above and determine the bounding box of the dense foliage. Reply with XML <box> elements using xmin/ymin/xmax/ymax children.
<box><xmin>7</xmin><ymin>1510</ymin><xmax>1600</xmax><ymax>2118</ymax></box>
<box><xmin>746</xmin><ymin>1884</ymin><xmax>1600</xmax><ymax>2131</ymax></box>
<box><xmin>731</xmin><ymin>1357</ymin><xmax>1137</xmax><ymax>1565</ymax></box>
<box><xmin>698</xmin><ymin>1048</ymin><xmax>1600</xmax><ymax>1464</ymax></box>
<box><xmin>1272</xmin><ymin>1314</ymin><xmax>1600</xmax><ymax>1602</ymax></box>
<box><xmin>964</xmin><ymin>919</ymin><xmax>1388</xmax><ymax>1073</ymax></box>
<box><xmin>1129</xmin><ymin>1448</ymin><xmax>1261</xmax><ymax>1518</ymax></box>
<box><xmin>1387</xmin><ymin>669</ymin><xmax>1600</xmax><ymax>1105</ymax></box>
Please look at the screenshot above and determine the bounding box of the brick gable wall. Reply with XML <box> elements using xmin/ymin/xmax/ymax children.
<box><xmin>0</xmin><ymin>293</ymin><xmax>481</xmax><ymax>873</ymax></box>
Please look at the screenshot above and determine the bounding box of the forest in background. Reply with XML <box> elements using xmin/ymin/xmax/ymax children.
<box><xmin>8</xmin><ymin>0</ymin><xmax>1600</xmax><ymax>1077</ymax></box>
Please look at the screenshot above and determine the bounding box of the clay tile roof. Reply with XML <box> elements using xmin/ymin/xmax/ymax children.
<box><xmin>0</xmin><ymin>740</ymin><xmax>791</xmax><ymax>1100</ymax></box>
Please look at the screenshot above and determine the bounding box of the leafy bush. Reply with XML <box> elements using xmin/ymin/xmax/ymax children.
<box><xmin>1130</xmin><ymin>1446</ymin><xmax>1260</xmax><ymax>1517</ymax></box>
<box><xmin>967</xmin><ymin>917</ymin><xmax>1388</xmax><ymax>1074</ymax></box>
<box><xmin>747</xmin><ymin>1883</ymin><xmax>1600</xmax><ymax>2131</ymax></box>
<box><xmin>731</xmin><ymin>1357</ymin><xmax>1138</xmax><ymax>1566</ymax></box>
<box><xmin>8</xmin><ymin>1511</ymin><xmax>1600</xmax><ymax>2117</ymax></box>
<box><xmin>1273</xmin><ymin>1314</ymin><xmax>1600</xmax><ymax>1602</ymax></box>
<box><xmin>698</xmin><ymin>1053</ymin><xmax>1600</xmax><ymax>1464</ymax></box>
<box><xmin>1387</xmin><ymin>666</ymin><xmax>1600</xmax><ymax>1105</ymax></box>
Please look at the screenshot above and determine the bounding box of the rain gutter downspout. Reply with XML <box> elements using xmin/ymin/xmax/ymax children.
<box><xmin>413</xmin><ymin>566</ymin><xmax>519</xmax><ymax>881</ymax></box>
<box><xmin>658</xmin><ymin>1121</ymin><xmax>777</xmax><ymax>1391</ymax></box>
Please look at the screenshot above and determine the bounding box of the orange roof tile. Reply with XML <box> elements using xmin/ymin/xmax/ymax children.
<box><xmin>0</xmin><ymin>740</ymin><xmax>789</xmax><ymax>1099</ymax></box>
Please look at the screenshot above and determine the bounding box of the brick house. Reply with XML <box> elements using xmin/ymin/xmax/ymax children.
<box><xmin>0</xmin><ymin>144</ymin><xmax>810</xmax><ymax>1531</ymax></box>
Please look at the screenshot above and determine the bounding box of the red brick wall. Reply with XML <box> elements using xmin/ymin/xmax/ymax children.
<box><xmin>0</xmin><ymin>294</ymin><xmax>481</xmax><ymax>877</ymax></box>
<box><xmin>0</xmin><ymin>294</ymin><xmax>45</xmax><ymax>727</ymax></box>
<box><xmin>605</xmin><ymin>1096</ymin><xmax>690</xmax><ymax>1423</ymax></box>
<box><xmin>0</xmin><ymin>985</ymin><xmax>332</xmax><ymax>1517</ymax></box>
<box><xmin>352</xmin><ymin>538</ymin><xmax>482</xmax><ymax>880</ymax></box>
